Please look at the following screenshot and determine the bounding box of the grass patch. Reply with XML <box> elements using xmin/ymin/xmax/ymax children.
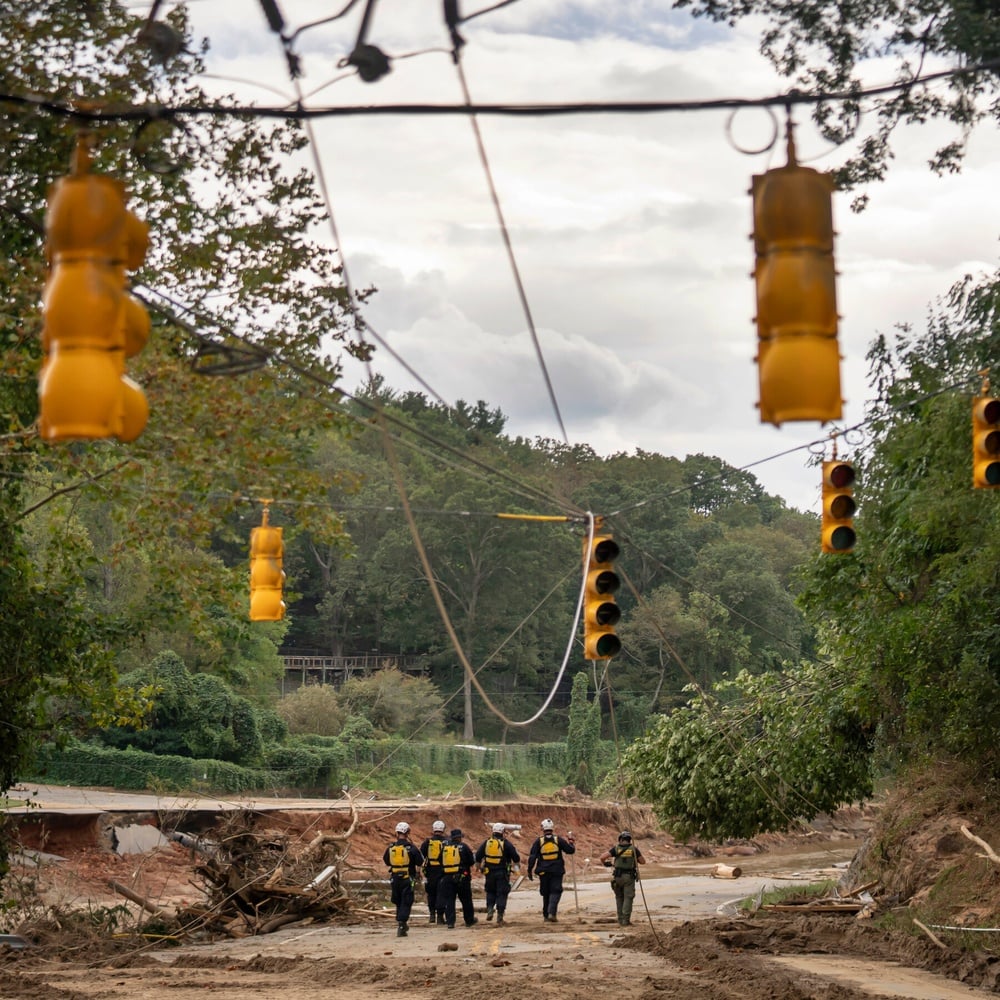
<box><xmin>738</xmin><ymin>879</ymin><xmax>839</xmax><ymax>914</ymax></box>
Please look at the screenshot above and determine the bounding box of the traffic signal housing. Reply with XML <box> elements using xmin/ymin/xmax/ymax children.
<box><xmin>972</xmin><ymin>396</ymin><xmax>1000</xmax><ymax>489</ymax></box>
<box><xmin>38</xmin><ymin>137</ymin><xmax>150</xmax><ymax>442</ymax></box>
<box><xmin>250</xmin><ymin>509</ymin><xmax>286</xmax><ymax>622</ymax></box>
<box><xmin>821</xmin><ymin>460</ymin><xmax>856</xmax><ymax>554</ymax></box>
<box><xmin>752</xmin><ymin>131</ymin><xmax>843</xmax><ymax>426</ymax></box>
<box><xmin>583</xmin><ymin>534</ymin><xmax>621</xmax><ymax>659</ymax></box>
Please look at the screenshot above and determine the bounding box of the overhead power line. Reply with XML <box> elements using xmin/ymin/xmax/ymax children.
<box><xmin>3</xmin><ymin>55</ymin><xmax>998</xmax><ymax>125</ymax></box>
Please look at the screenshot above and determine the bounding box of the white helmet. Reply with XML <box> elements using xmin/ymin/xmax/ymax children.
<box><xmin>541</xmin><ymin>818</ymin><xmax>554</xmax><ymax>831</ymax></box>
<box><xmin>432</xmin><ymin>820</ymin><xmax>446</xmax><ymax>833</ymax></box>
<box><xmin>395</xmin><ymin>821</ymin><xmax>410</xmax><ymax>835</ymax></box>
<box><xmin>492</xmin><ymin>822</ymin><xmax>505</xmax><ymax>835</ymax></box>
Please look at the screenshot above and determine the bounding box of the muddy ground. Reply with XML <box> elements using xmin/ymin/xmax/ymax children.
<box><xmin>3</xmin><ymin>794</ymin><xmax>1000</xmax><ymax>999</ymax></box>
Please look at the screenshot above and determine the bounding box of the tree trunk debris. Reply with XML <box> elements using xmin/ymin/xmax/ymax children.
<box><xmin>162</xmin><ymin>799</ymin><xmax>379</xmax><ymax>938</ymax></box>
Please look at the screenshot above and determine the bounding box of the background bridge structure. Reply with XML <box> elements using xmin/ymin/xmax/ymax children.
<box><xmin>278</xmin><ymin>652</ymin><xmax>426</xmax><ymax>695</ymax></box>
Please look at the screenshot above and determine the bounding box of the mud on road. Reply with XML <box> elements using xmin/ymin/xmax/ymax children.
<box><xmin>3</xmin><ymin>793</ymin><xmax>999</xmax><ymax>999</ymax></box>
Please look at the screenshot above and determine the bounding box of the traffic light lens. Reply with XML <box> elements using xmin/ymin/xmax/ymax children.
<box><xmin>594</xmin><ymin>601</ymin><xmax>621</xmax><ymax>627</ymax></box>
<box><xmin>593</xmin><ymin>569</ymin><xmax>620</xmax><ymax>595</ymax></box>
<box><xmin>828</xmin><ymin>525</ymin><xmax>856</xmax><ymax>551</ymax></box>
<box><xmin>593</xmin><ymin>539</ymin><xmax>620</xmax><ymax>563</ymax></box>
<box><xmin>986</xmin><ymin>462</ymin><xmax>1000</xmax><ymax>486</ymax></box>
<box><xmin>593</xmin><ymin>634</ymin><xmax>621</xmax><ymax>658</ymax></box>
<box><xmin>828</xmin><ymin>463</ymin><xmax>855</xmax><ymax>488</ymax></box>
<box><xmin>828</xmin><ymin>494</ymin><xmax>856</xmax><ymax>519</ymax></box>
<box><xmin>983</xmin><ymin>399</ymin><xmax>1000</xmax><ymax>425</ymax></box>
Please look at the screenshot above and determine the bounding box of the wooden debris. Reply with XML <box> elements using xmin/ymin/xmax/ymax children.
<box><xmin>913</xmin><ymin>918</ymin><xmax>948</xmax><ymax>950</ymax></box>
<box><xmin>961</xmin><ymin>824</ymin><xmax>1000</xmax><ymax>865</ymax></box>
<box><xmin>711</xmin><ymin>864</ymin><xmax>742</xmax><ymax>879</ymax></box>
<box><xmin>174</xmin><ymin>799</ymin><xmax>371</xmax><ymax>937</ymax></box>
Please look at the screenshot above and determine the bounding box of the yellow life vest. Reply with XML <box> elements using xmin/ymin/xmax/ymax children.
<box><xmin>388</xmin><ymin>843</ymin><xmax>410</xmax><ymax>876</ymax></box>
<box><xmin>482</xmin><ymin>837</ymin><xmax>504</xmax><ymax>871</ymax></box>
<box><xmin>425</xmin><ymin>837</ymin><xmax>444</xmax><ymax>868</ymax></box>
<box><xmin>442</xmin><ymin>842</ymin><xmax>462</xmax><ymax>874</ymax></box>
<box><xmin>540</xmin><ymin>835</ymin><xmax>560</xmax><ymax>861</ymax></box>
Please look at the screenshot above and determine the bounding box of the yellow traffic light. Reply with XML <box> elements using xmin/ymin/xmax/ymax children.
<box><xmin>38</xmin><ymin>136</ymin><xmax>150</xmax><ymax>442</ymax></box>
<box><xmin>972</xmin><ymin>396</ymin><xmax>1000</xmax><ymax>489</ymax></box>
<box><xmin>821</xmin><ymin>460</ymin><xmax>856</xmax><ymax>554</ymax></box>
<box><xmin>752</xmin><ymin>129</ymin><xmax>843</xmax><ymax>426</ymax></box>
<box><xmin>250</xmin><ymin>508</ymin><xmax>286</xmax><ymax>622</ymax></box>
<box><xmin>583</xmin><ymin>533</ymin><xmax>621</xmax><ymax>659</ymax></box>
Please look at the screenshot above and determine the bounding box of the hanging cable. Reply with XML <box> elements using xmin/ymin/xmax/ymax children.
<box><xmin>446</xmin><ymin>17</ymin><xmax>570</xmax><ymax>445</ymax></box>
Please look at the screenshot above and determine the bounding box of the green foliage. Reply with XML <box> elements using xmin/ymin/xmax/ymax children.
<box><xmin>276</xmin><ymin>684</ymin><xmax>346</xmax><ymax>736</ymax></box>
<box><xmin>101</xmin><ymin>651</ymin><xmax>265</xmax><ymax>766</ymax></box>
<box><xmin>468</xmin><ymin>769</ymin><xmax>516</xmax><ymax>798</ymax></box>
<box><xmin>797</xmin><ymin>273</ymin><xmax>1000</xmax><ymax>771</ymax></box>
<box><xmin>675</xmin><ymin>0</ymin><xmax>1000</xmax><ymax>203</ymax></box>
<box><xmin>564</xmin><ymin>672</ymin><xmax>602</xmax><ymax>793</ymax></box>
<box><xmin>339</xmin><ymin>669</ymin><xmax>445</xmax><ymax>738</ymax></box>
<box><xmin>623</xmin><ymin>663</ymin><xmax>873</xmax><ymax>840</ymax></box>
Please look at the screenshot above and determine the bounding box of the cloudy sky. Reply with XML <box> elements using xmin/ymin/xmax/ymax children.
<box><xmin>177</xmin><ymin>0</ymin><xmax>1000</xmax><ymax>512</ymax></box>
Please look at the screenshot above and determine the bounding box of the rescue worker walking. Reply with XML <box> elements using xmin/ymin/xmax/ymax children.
<box><xmin>526</xmin><ymin>818</ymin><xmax>575</xmax><ymax>923</ymax></box>
<box><xmin>437</xmin><ymin>829</ymin><xmax>478</xmax><ymax>928</ymax></box>
<box><xmin>383</xmin><ymin>821</ymin><xmax>423</xmax><ymax>937</ymax></box>
<box><xmin>599</xmin><ymin>830</ymin><xmax>645</xmax><ymax>926</ymax></box>
<box><xmin>474</xmin><ymin>823</ymin><xmax>521</xmax><ymax>926</ymax></box>
<box><xmin>419</xmin><ymin>819</ymin><xmax>448</xmax><ymax>923</ymax></box>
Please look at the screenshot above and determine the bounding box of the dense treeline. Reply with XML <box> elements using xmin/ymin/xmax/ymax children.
<box><xmin>4</xmin><ymin>1</ymin><xmax>1000</xmax><ymax>875</ymax></box>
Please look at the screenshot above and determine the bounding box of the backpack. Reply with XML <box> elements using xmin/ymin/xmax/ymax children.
<box><xmin>540</xmin><ymin>835</ymin><xmax>560</xmax><ymax>862</ymax></box>
<box><xmin>425</xmin><ymin>837</ymin><xmax>443</xmax><ymax>868</ymax></box>
<box><xmin>614</xmin><ymin>845</ymin><xmax>637</xmax><ymax>872</ymax></box>
<box><xmin>482</xmin><ymin>837</ymin><xmax>504</xmax><ymax>871</ymax></box>
<box><xmin>442</xmin><ymin>842</ymin><xmax>462</xmax><ymax>875</ymax></box>
<box><xmin>388</xmin><ymin>843</ymin><xmax>410</xmax><ymax>876</ymax></box>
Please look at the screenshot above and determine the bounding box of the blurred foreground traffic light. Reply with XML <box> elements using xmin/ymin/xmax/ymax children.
<box><xmin>583</xmin><ymin>531</ymin><xmax>621</xmax><ymax>659</ymax></box>
<box><xmin>250</xmin><ymin>507</ymin><xmax>286</xmax><ymax>621</ymax></box>
<box><xmin>972</xmin><ymin>396</ymin><xmax>1000</xmax><ymax>489</ymax></box>
<box><xmin>821</xmin><ymin>460</ymin><xmax>856</xmax><ymax>554</ymax></box>
<box><xmin>38</xmin><ymin>135</ymin><xmax>150</xmax><ymax>441</ymax></box>
<box><xmin>752</xmin><ymin>127</ymin><xmax>843</xmax><ymax>426</ymax></box>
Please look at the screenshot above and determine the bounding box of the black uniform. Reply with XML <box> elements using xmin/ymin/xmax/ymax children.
<box><xmin>526</xmin><ymin>829</ymin><xmax>575</xmax><ymax>921</ymax></box>
<box><xmin>382</xmin><ymin>835</ymin><xmax>423</xmax><ymax>935</ymax></box>
<box><xmin>474</xmin><ymin>833</ymin><xmax>521</xmax><ymax>923</ymax></box>
<box><xmin>419</xmin><ymin>831</ymin><xmax>448</xmax><ymax>922</ymax></box>
<box><xmin>437</xmin><ymin>829</ymin><xmax>478</xmax><ymax>928</ymax></box>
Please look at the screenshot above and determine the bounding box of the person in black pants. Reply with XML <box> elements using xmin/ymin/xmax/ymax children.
<box><xmin>526</xmin><ymin>817</ymin><xmax>575</xmax><ymax>923</ymax></box>
<box><xmin>382</xmin><ymin>821</ymin><xmax>423</xmax><ymax>937</ymax></box>
<box><xmin>419</xmin><ymin>819</ymin><xmax>448</xmax><ymax>923</ymax></box>
<box><xmin>475</xmin><ymin>823</ymin><xmax>521</xmax><ymax>926</ymax></box>
<box><xmin>437</xmin><ymin>828</ymin><xmax>478</xmax><ymax>928</ymax></box>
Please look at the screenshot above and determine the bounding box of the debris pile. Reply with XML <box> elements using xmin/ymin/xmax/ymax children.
<box><xmin>172</xmin><ymin>803</ymin><xmax>371</xmax><ymax>937</ymax></box>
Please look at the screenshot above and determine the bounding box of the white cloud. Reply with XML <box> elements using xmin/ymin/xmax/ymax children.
<box><xmin>182</xmin><ymin>0</ymin><xmax>1000</xmax><ymax>513</ymax></box>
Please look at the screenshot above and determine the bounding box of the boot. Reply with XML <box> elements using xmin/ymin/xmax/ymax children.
<box><xmin>496</xmin><ymin>915</ymin><xmax>505</xmax><ymax>927</ymax></box>
<box><xmin>486</xmin><ymin>907</ymin><xmax>495</xmax><ymax>921</ymax></box>
<box><xmin>397</xmin><ymin>924</ymin><xmax>408</xmax><ymax>937</ymax></box>
<box><xmin>429</xmin><ymin>913</ymin><xmax>437</xmax><ymax>924</ymax></box>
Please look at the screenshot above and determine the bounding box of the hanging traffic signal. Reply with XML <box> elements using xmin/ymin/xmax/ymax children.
<box><xmin>38</xmin><ymin>136</ymin><xmax>150</xmax><ymax>442</ymax></box>
<box><xmin>583</xmin><ymin>532</ymin><xmax>621</xmax><ymax>659</ymax></box>
<box><xmin>972</xmin><ymin>396</ymin><xmax>1000</xmax><ymax>489</ymax></box>
<box><xmin>752</xmin><ymin>127</ymin><xmax>843</xmax><ymax>426</ymax></box>
<box><xmin>821</xmin><ymin>460</ymin><xmax>856</xmax><ymax>554</ymax></box>
<box><xmin>250</xmin><ymin>507</ymin><xmax>286</xmax><ymax>621</ymax></box>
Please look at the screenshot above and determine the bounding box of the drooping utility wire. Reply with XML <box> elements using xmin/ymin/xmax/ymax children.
<box><xmin>448</xmin><ymin>20</ymin><xmax>571</xmax><ymax>447</ymax></box>
<box><xmin>253</xmin><ymin>10</ymin><xmax>591</xmax><ymax>734</ymax></box>
<box><xmin>140</xmin><ymin>288</ymin><xmax>584</xmax><ymax>517</ymax></box>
